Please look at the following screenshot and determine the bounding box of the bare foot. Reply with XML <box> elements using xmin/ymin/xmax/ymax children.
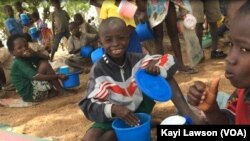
<box><xmin>179</xmin><ymin>66</ymin><xmax>198</xmax><ymax>74</ymax></box>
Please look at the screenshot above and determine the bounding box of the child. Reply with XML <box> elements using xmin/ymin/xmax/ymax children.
<box><xmin>0</xmin><ymin>40</ymin><xmax>14</xmax><ymax>95</ymax></box>
<box><xmin>100</xmin><ymin>0</ymin><xmax>142</xmax><ymax>53</ymax></box>
<box><xmin>50</xmin><ymin>0</ymin><xmax>70</xmax><ymax>61</ymax></box>
<box><xmin>23</xmin><ymin>33</ymin><xmax>49</xmax><ymax>56</ymax></box>
<box><xmin>73</xmin><ymin>13</ymin><xmax>98</xmax><ymax>35</ymax></box>
<box><xmin>189</xmin><ymin>0</ymin><xmax>227</xmax><ymax>59</ymax></box>
<box><xmin>136</xmin><ymin>0</ymin><xmax>198</xmax><ymax>74</ymax></box>
<box><xmin>31</xmin><ymin>11</ymin><xmax>53</xmax><ymax>52</ymax></box>
<box><xmin>79</xmin><ymin>17</ymin><xmax>203</xmax><ymax>141</ymax></box>
<box><xmin>14</xmin><ymin>1</ymin><xmax>33</xmax><ymax>26</ymax></box>
<box><xmin>7</xmin><ymin>34</ymin><xmax>67</xmax><ymax>102</ymax></box>
<box><xmin>4</xmin><ymin>5</ymin><xmax>23</xmax><ymax>36</ymax></box>
<box><xmin>187</xmin><ymin>1</ymin><xmax>250</xmax><ymax>124</ymax></box>
<box><xmin>66</xmin><ymin>22</ymin><xmax>98</xmax><ymax>72</ymax></box>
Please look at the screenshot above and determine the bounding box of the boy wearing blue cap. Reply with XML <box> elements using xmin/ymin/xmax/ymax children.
<box><xmin>79</xmin><ymin>17</ymin><xmax>203</xmax><ymax>141</ymax></box>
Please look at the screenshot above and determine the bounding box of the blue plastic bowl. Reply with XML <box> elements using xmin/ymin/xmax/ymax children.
<box><xmin>91</xmin><ymin>47</ymin><xmax>105</xmax><ymax>64</ymax></box>
<box><xmin>58</xmin><ymin>66</ymin><xmax>70</xmax><ymax>75</ymax></box>
<box><xmin>29</xmin><ymin>27</ymin><xmax>38</xmax><ymax>34</ymax></box>
<box><xmin>112</xmin><ymin>113</ymin><xmax>151</xmax><ymax>141</ymax></box>
<box><xmin>135</xmin><ymin>22</ymin><xmax>155</xmax><ymax>42</ymax></box>
<box><xmin>62</xmin><ymin>71</ymin><xmax>80</xmax><ymax>89</ymax></box>
<box><xmin>20</xmin><ymin>13</ymin><xmax>28</xmax><ymax>19</ymax></box>
<box><xmin>29</xmin><ymin>27</ymin><xmax>39</xmax><ymax>39</ymax></box>
<box><xmin>80</xmin><ymin>46</ymin><xmax>94</xmax><ymax>58</ymax></box>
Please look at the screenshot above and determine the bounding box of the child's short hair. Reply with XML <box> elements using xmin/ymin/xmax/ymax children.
<box><xmin>4</xmin><ymin>5</ymin><xmax>12</xmax><ymax>12</ymax></box>
<box><xmin>14</xmin><ymin>1</ymin><xmax>22</xmax><ymax>8</ymax></box>
<box><xmin>68</xmin><ymin>21</ymin><xmax>78</xmax><ymax>31</ymax></box>
<box><xmin>51</xmin><ymin>0</ymin><xmax>60</xmax><ymax>4</ymax></box>
<box><xmin>7</xmin><ymin>34</ymin><xmax>24</xmax><ymax>52</ymax></box>
<box><xmin>99</xmin><ymin>17</ymin><xmax>126</xmax><ymax>34</ymax></box>
<box><xmin>74</xmin><ymin>13</ymin><xmax>84</xmax><ymax>21</ymax></box>
<box><xmin>31</xmin><ymin>11</ymin><xmax>40</xmax><ymax>20</ymax></box>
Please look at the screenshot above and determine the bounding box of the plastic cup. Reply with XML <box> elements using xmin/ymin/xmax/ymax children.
<box><xmin>135</xmin><ymin>22</ymin><xmax>154</xmax><ymax>42</ymax></box>
<box><xmin>80</xmin><ymin>45</ymin><xmax>94</xmax><ymax>58</ymax></box>
<box><xmin>112</xmin><ymin>113</ymin><xmax>151</xmax><ymax>141</ymax></box>
<box><xmin>160</xmin><ymin>115</ymin><xmax>192</xmax><ymax>125</ymax></box>
<box><xmin>20</xmin><ymin>13</ymin><xmax>29</xmax><ymax>26</ymax></box>
<box><xmin>62</xmin><ymin>71</ymin><xmax>81</xmax><ymax>89</ymax></box>
<box><xmin>91</xmin><ymin>47</ymin><xmax>105</xmax><ymax>64</ymax></box>
<box><xmin>118</xmin><ymin>1</ymin><xmax>138</xmax><ymax>19</ymax></box>
<box><xmin>58</xmin><ymin>66</ymin><xmax>70</xmax><ymax>75</ymax></box>
<box><xmin>29</xmin><ymin>27</ymin><xmax>39</xmax><ymax>40</ymax></box>
<box><xmin>20</xmin><ymin>13</ymin><xmax>28</xmax><ymax>20</ymax></box>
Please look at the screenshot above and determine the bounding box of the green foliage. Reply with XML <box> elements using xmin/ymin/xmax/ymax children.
<box><xmin>63</xmin><ymin>0</ymin><xmax>90</xmax><ymax>16</ymax></box>
<box><xmin>0</xmin><ymin>0</ymin><xmax>90</xmax><ymax>33</ymax></box>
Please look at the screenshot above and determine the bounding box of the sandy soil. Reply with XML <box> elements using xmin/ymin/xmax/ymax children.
<box><xmin>0</xmin><ymin>36</ymin><xmax>235</xmax><ymax>141</ymax></box>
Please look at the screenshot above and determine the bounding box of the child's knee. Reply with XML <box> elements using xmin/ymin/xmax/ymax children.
<box><xmin>38</xmin><ymin>60</ymin><xmax>52</xmax><ymax>73</ymax></box>
<box><xmin>83</xmin><ymin>128</ymin><xmax>110</xmax><ymax>141</ymax></box>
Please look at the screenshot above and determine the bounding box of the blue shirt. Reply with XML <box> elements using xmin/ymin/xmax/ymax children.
<box><xmin>5</xmin><ymin>17</ymin><xmax>23</xmax><ymax>35</ymax></box>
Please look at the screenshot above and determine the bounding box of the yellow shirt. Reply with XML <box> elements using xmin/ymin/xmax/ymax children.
<box><xmin>100</xmin><ymin>0</ymin><xmax>136</xmax><ymax>27</ymax></box>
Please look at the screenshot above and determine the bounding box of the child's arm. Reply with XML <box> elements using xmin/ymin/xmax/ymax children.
<box><xmin>141</xmin><ymin>54</ymin><xmax>206</xmax><ymax>124</ymax></box>
<box><xmin>79</xmin><ymin>68</ymin><xmax>138</xmax><ymax>124</ymax></box>
<box><xmin>85</xmin><ymin>33</ymin><xmax>99</xmax><ymax>45</ymax></box>
<box><xmin>23</xmin><ymin>47</ymin><xmax>49</xmax><ymax>60</ymax></box>
<box><xmin>33</xmin><ymin>73</ymin><xmax>66</xmax><ymax>81</ymax></box>
<box><xmin>135</xmin><ymin>0</ymin><xmax>148</xmax><ymax>22</ymax></box>
<box><xmin>141</xmin><ymin>54</ymin><xmax>178</xmax><ymax>79</ymax></box>
<box><xmin>169</xmin><ymin>77</ymin><xmax>206</xmax><ymax>124</ymax></box>
<box><xmin>187</xmin><ymin>78</ymin><xmax>230</xmax><ymax>124</ymax></box>
<box><xmin>79</xmin><ymin>75</ymin><xmax>113</xmax><ymax>122</ymax></box>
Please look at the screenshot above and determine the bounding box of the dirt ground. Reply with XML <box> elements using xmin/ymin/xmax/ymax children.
<box><xmin>0</xmin><ymin>36</ymin><xmax>235</xmax><ymax>141</ymax></box>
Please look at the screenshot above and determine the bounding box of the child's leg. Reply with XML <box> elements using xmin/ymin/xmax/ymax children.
<box><xmin>152</xmin><ymin>22</ymin><xmax>164</xmax><ymax>54</ymax></box>
<box><xmin>65</xmin><ymin>58</ymin><xmax>91</xmax><ymax>73</ymax></box>
<box><xmin>50</xmin><ymin>33</ymin><xmax>65</xmax><ymax>61</ymax></box>
<box><xmin>83</xmin><ymin>128</ymin><xmax>117</xmax><ymax>141</ymax></box>
<box><xmin>37</xmin><ymin>60</ymin><xmax>63</xmax><ymax>92</ymax></box>
<box><xmin>0</xmin><ymin>67</ymin><xmax>6</xmax><ymax>87</ymax></box>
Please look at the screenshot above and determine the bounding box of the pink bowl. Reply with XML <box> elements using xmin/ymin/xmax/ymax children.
<box><xmin>118</xmin><ymin>1</ymin><xmax>137</xmax><ymax>19</ymax></box>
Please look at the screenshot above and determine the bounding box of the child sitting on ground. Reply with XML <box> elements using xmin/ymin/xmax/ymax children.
<box><xmin>7</xmin><ymin>34</ymin><xmax>67</xmax><ymax>102</ymax></box>
<box><xmin>79</xmin><ymin>17</ymin><xmax>203</xmax><ymax>141</ymax></box>
<box><xmin>66</xmin><ymin>21</ymin><xmax>98</xmax><ymax>73</ymax></box>
<box><xmin>187</xmin><ymin>1</ymin><xmax>250</xmax><ymax>124</ymax></box>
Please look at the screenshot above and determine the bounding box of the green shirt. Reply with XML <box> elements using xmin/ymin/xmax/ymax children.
<box><xmin>10</xmin><ymin>57</ymin><xmax>39</xmax><ymax>102</ymax></box>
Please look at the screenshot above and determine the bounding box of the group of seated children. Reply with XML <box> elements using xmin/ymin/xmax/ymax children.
<box><xmin>3</xmin><ymin>3</ymin><xmax>250</xmax><ymax>141</ymax></box>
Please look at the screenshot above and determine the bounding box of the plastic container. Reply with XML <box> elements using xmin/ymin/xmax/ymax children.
<box><xmin>62</xmin><ymin>71</ymin><xmax>80</xmax><ymax>89</ymax></box>
<box><xmin>135</xmin><ymin>22</ymin><xmax>154</xmax><ymax>42</ymax></box>
<box><xmin>160</xmin><ymin>115</ymin><xmax>192</xmax><ymax>125</ymax></box>
<box><xmin>135</xmin><ymin>69</ymin><xmax>172</xmax><ymax>102</ymax></box>
<box><xmin>118</xmin><ymin>0</ymin><xmax>138</xmax><ymax>19</ymax></box>
<box><xmin>112</xmin><ymin>113</ymin><xmax>151</xmax><ymax>141</ymax></box>
<box><xmin>80</xmin><ymin>46</ymin><xmax>94</xmax><ymax>58</ymax></box>
<box><xmin>20</xmin><ymin>13</ymin><xmax>29</xmax><ymax>26</ymax></box>
<box><xmin>183</xmin><ymin>14</ymin><xmax>197</xmax><ymax>30</ymax></box>
<box><xmin>91</xmin><ymin>47</ymin><xmax>105</xmax><ymax>63</ymax></box>
<box><xmin>58</xmin><ymin>66</ymin><xmax>70</xmax><ymax>75</ymax></box>
<box><xmin>29</xmin><ymin>27</ymin><xmax>39</xmax><ymax>40</ymax></box>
